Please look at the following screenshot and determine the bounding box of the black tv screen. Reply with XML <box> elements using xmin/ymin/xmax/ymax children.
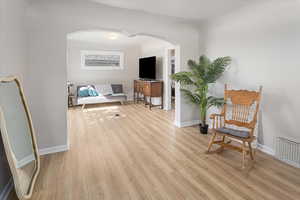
<box><xmin>139</xmin><ymin>56</ymin><xmax>156</xmax><ymax>79</ymax></box>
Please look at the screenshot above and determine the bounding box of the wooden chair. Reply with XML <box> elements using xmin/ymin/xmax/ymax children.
<box><xmin>207</xmin><ymin>84</ymin><xmax>262</xmax><ymax>168</ymax></box>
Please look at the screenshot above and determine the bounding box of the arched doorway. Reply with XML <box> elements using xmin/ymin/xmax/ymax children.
<box><xmin>66</xmin><ymin>29</ymin><xmax>181</xmax><ymax>145</ymax></box>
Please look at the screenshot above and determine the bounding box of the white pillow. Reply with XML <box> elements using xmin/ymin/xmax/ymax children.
<box><xmin>95</xmin><ymin>84</ymin><xmax>113</xmax><ymax>95</ymax></box>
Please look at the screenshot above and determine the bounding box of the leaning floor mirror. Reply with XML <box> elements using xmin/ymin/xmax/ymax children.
<box><xmin>0</xmin><ymin>76</ymin><xmax>40</xmax><ymax>200</ymax></box>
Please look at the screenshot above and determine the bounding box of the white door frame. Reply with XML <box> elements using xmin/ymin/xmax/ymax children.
<box><xmin>174</xmin><ymin>45</ymin><xmax>181</xmax><ymax>126</ymax></box>
<box><xmin>163</xmin><ymin>45</ymin><xmax>181</xmax><ymax>126</ymax></box>
<box><xmin>163</xmin><ymin>48</ymin><xmax>173</xmax><ymax>111</ymax></box>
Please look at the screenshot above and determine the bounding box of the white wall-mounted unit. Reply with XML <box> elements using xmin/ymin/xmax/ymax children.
<box><xmin>276</xmin><ymin>137</ymin><xmax>300</xmax><ymax>168</ymax></box>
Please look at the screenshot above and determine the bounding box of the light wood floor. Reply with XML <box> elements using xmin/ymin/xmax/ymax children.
<box><xmin>9</xmin><ymin>103</ymin><xmax>300</xmax><ymax>200</ymax></box>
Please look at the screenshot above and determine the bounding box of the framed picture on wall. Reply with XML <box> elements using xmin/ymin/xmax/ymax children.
<box><xmin>81</xmin><ymin>50</ymin><xmax>124</xmax><ymax>70</ymax></box>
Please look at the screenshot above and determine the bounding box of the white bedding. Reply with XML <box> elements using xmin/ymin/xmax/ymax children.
<box><xmin>77</xmin><ymin>94</ymin><xmax>127</xmax><ymax>105</ymax></box>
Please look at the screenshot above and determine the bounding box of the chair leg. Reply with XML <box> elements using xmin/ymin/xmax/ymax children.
<box><xmin>207</xmin><ymin>133</ymin><xmax>217</xmax><ymax>153</ymax></box>
<box><xmin>219</xmin><ymin>136</ymin><xmax>226</xmax><ymax>152</ymax></box>
<box><xmin>242</xmin><ymin>141</ymin><xmax>247</xmax><ymax>169</ymax></box>
<box><xmin>248</xmin><ymin>142</ymin><xmax>254</xmax><ymax>160</ymax></box>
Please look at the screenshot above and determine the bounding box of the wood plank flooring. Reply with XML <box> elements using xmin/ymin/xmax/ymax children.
<box><xmin>8</xmin><ymin>103</ymin><xmax>300</xmax><ymax>200</ymax></box>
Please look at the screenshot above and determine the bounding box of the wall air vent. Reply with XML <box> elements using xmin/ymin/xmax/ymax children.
<box><xmin>276</xmin><ymin>137</ymin><xmax>300</xmax><ymax>168</ymax></box>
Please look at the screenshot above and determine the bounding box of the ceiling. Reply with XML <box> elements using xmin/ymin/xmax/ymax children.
<box><xmin>67</xmin><ymin>30</ymin><xmax>172</xmax><ymax>47</ymax></box>
<box><xmin>90</xmin><ymin>0</ymin><xmax>263</xmax><ymax>20</ymax></box>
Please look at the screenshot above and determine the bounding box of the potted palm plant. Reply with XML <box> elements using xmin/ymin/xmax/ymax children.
<box><xmin>171</xmin><ymin>55</ymin><xmax>231</xmax><ymax>134</ymax></box>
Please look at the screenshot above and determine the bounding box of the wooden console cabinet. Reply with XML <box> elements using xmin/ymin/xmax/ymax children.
<box><xmin>134</xmin><ymin>80</ymin><xmax>163</xmax><ymax>109</ymax></box>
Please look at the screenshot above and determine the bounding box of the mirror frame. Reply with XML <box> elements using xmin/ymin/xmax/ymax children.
<box><xmin>0</xmin><ymin>76</ymin><xmax>40</xmax><ymax>199</ymax></box>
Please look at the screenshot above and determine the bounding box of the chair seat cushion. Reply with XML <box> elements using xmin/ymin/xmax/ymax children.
<box><xmin>216</xmin><ymin>127</ymin><xmax>250</xmax><ymax>138</ymax></box>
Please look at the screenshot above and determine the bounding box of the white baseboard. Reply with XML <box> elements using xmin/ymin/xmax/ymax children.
<box><xmin>39</xmin><ymin>144</ymin><xmax>69</xmax><ymax>156</ymax></box>
<box><xmin>0</xmin><ymin>145</ymin><xmax>69</xmax><ymax>200</ymax></box>
<box><xmin>257</xmin><ymin>143</ymin><xmax>300</xmax><ymax>168</ymax></box>
<box><xmin>175</xmin><ymin>120</ymin><xmax>200</xmax><ymax>128</ymax></box>
<box><xmin>174</xmin><ymin>120</ymin><xmax>277</xmax><ymax>157</ymax></box>
<box><xmin>174</xmin><ymin>120</ymin><xmax>180</xmax><ymax>127</ymax></box>
<box><xmin>16</xmin><ymin>154</ymin><xmax>35</xmax><ymax>169</ymax></box>
<box><xmin>257</xmin><ymin>143</ymin><xmax>275</xmax><ymax>156</ymax></box>
<box><xmin>16</xmin><ymin>145</ymin><xmax>69</xmax><ymax>168</ymax></box>
<box><xmin>276</xmin><ymin>157</ymin><xmax>300</xmax><ymax>168</ymax></box>
<box><xmin>174</xmin><ymin>120</ymin><xmax>277</xmax><ymax>158</ymax></box>
<box><xmin>17</xmin><ymin>144</ymin><xmax>68</xmax><ymax>167</ymax></box>
<box><xmin>0</xmin><ymin>178</ymin><xmax>13</xmax><ymax>200</ymax></box>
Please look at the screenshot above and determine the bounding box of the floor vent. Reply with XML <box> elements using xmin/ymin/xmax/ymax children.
<box><xmin>276</xmin><ymin>137</ymin><xmax>300</xmax><ymax>168</ymax></box>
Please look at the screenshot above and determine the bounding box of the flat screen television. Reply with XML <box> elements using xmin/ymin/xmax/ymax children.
<box><xmin>139</xmin><ymin>56</ymin><xmax>156</xmax><ymax>80</ymax></box>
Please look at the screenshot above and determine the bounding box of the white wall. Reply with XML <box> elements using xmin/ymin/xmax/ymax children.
<box><xmin>0</xmin><ymin>0</ymin><xmax>29</xmax><ymax>195</ymax></box>
<box><xmin>26</xmin><ymin>0</ymin><xmax>200</xmax><ymax>151</ymax></box>
<box><xmin>202</xmin><ymin>0</ymin><xmax>300</xmax><ymax>151</ymax></box>
<box><xmin>67</xmin><ymin>40</ymin><xmax>140</xmax><ymax>100</ymax></box>
<box><xmin>141</xmin><ymin>40</ymin><xmax>173</xmax><ymax>80</ymax></box>
<box><xmin>0</xmin><ymin>0</ymin><xmax>28</xmax><ymax>85</ymax></box>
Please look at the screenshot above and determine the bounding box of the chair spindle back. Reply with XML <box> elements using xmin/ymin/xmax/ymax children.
<box><xmin>223</xmin><ymin>84</ymin><xmax>262</xmax><ymax>132</ymax></box>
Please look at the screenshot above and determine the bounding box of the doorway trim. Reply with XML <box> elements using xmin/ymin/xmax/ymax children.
<box><xmin>163</xmin><ymin>45</ymin><xmax>181</xmax><ymax>126</ymax></box>
<box><xmin>66</xmin><ymin>29</ymin><xmax>182</xmax><ymax>147</ymax></box>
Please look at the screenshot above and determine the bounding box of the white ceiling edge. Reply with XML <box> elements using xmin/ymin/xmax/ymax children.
<box><xmin>27</xmin><ymin>0</ymin><xmax>204</xmax><ymax>29</ymax></box>
<box><xmin>67</xmin><ymin>30</ymin><xmax>174</xmax><ymax>49</ymax></box>
<box><xmin>89</xmin><ymin>0</ymin><xmax>269</xmax><ymax>21</ymax></box>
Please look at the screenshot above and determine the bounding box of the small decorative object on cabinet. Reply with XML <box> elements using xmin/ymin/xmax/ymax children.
<box><xmin>207</xmin><ymin>84</ymin><xmax>262</xmax><ymax>169</ymax></box>
<box><xmin>67</xmin><ymin>82</ymin><xmax>75</xmax><ymax>107</ymax></box>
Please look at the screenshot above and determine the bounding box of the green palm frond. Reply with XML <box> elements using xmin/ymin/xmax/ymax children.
<box><xmin>205</xmin><ymin>56</ymin><xmax>231</xmax><ymax>83</ymax></box>
<box><xmin>180</xmin><ymin>89</ymin><xmax>201</xmax><ymax>104</ymax></box>
<box><xmin>188</xmin><ymin>59</ymin><xmax>204</xmax><ymax>78</ymax></box>
<box><xmin>171</xmin><ymin>54</ymin><xmax>231</xmax><ymax>124</ymax></box>
<box><xmin>171</xmin><ymin>72</ymin><xmax>195</xmax><ymax>86</ymax></box>
<box><xmin>199</xmin><ymin>55</ymin><xmax>211</xmax><ymax>69</ymax></box>
<box><xmin>208</xmin><ymin>97</ymin><xmax>225</xmax><ymax>108</ymax></box>
<box><xmin>187</xmin><ymin>59</ymin><xmax>198</xmax><ymax>68</ymax></box>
